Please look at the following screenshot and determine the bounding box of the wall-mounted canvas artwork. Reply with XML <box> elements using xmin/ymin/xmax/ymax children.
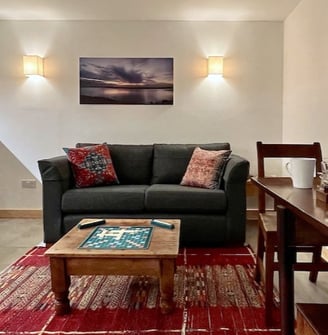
<box><xmin>80</xmin><ymin>57</ymin><xmax>173</xmax><ymax>105</ymax></box>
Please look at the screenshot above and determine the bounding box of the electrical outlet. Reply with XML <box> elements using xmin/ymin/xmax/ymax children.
<box><xmin>21</xmin><ymin>179</ymin><xmax>37</xmax><ymax>189</ymax></box>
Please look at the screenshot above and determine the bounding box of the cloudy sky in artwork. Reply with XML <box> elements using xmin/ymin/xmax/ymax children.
<box><xmin>80</xmin><ymin>58</ymin><xmax>173</xmax><ymax>88</ymax></box>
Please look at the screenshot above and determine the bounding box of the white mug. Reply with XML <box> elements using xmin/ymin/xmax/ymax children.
<box><xmin>286</xmin><ymin>158</ymin><xmax>315</xmax><ymax>189</ymax></box>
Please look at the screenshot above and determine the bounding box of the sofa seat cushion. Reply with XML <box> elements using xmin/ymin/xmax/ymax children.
<box><xmin>145</xmin><ymin>184</ymin><xmax>226</xmax><ymax>213</ymax></box>
<box><xmin>62</xmin><ymin>185</ymin><xmax>148</xmax><ymax>213</ymax></box>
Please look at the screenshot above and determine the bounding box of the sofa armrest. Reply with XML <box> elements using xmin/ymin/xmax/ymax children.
<box><xmin>38</xmin><ymin>156</ymin><xmax>73</xmax><ymax>243</ymax></box>
<box><xmin>222</xmin><ymin>154</ymin><xmax>250</xmax><ymax>243</ymax></box>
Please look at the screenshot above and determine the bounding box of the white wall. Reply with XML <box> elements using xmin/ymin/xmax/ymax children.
<box><xmin>283</xmin><ymin>0</ymin><xmax>328</xmax><ymax>156</ymax></box>
<box><xmin>0</xmin><ymin>20</ymin><xmax>283</xmax><ymax>208</ymax></box>
<box><xmin>0</xmin><ymin>141</ymin><xmax>42</xmax><ymax>209</ymax></box>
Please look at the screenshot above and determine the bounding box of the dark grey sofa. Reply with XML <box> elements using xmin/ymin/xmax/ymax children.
<box><xmin>38</xmin><ymin>143</ymin><xmax>249</xmax><ymax>246</ymax></box>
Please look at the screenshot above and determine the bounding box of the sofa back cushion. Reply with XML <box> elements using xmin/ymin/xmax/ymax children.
<box><xmin>151</xmin><ymin>143</ymin><xmax>230</xmax><ymax>184</ymax></box>
<box><xmin>108</xmin><ymin>145</ymin><xmax>153</xmax><ymax>184</ymax></box>
<box><xmin>76</xmin><ymin>143</ymin><xmax>153</xmax><ymax>184</ymax></box>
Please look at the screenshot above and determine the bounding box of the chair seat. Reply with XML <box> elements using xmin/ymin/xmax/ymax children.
<box><xmin>260</xmin><ymin>211</ymin><xmax>328</xmax><ymax>247</ymax></box>
<box><xmin>259</xmin><ymin>212</ymin><xmax>278</xmax><ymax>243</ymax></box>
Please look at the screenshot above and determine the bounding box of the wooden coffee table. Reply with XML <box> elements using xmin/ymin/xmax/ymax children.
<box><xmin>46</xmin><ymin>218</ymin><xmax>180</xmax><ymax>315</ymax></box>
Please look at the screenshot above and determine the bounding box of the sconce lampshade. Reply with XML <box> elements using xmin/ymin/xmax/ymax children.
<box><xmin>208</xmin><ymin>56</ymin><xmax>223</xmax><ymax>76</ymax></box>
<box><xmin>23</xmin><ymin>55</ymin><xmax>44</xmax><ymax>76</ymax></box>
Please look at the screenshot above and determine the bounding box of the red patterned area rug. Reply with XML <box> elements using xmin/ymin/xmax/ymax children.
<box><xmin>0</xmin><ymin>246</ymin><xmax>280</xmax><ymax>334</ymax></box>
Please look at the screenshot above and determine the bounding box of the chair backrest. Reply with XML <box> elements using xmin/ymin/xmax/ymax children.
<box><xmin>256</xmin><ymin>141</ymin><xmax>322</xmax><ymax>212</ymax></box>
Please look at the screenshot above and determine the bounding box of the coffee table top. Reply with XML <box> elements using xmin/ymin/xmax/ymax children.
<box><xmin>46</xmin><ymin>219</ymin><xmax>180</xmax><ymax>259</ymax></box>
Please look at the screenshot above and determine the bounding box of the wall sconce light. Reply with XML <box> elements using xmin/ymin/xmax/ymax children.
<box><xmin>23</xmin><ymin>55</ymin><xmax>44</xmax><ymax>76</ymax></box>
<box><xmin>207</xmin><ymin>56</ymin><xmax>223</xmax><ymax>76</ymax></box>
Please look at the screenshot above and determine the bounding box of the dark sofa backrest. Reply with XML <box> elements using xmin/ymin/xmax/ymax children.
<box><xmin>75</xmin><ymin>143</ymin><xmax>153</xmax><ymax>185</ymax></box>
<box><xmin>75</xmin><ymin>142</ymin><xmax>230</xmax><ymax>185</ymax></box>
<box><xmin>108</xmin><ymin>144</ymin><xmax>153</xmax><ymax>184</ymax></box>
<box><xmin>151</xmin><ymin>143</ymin><xmax>231</xmax><ymax>184</ymax></box>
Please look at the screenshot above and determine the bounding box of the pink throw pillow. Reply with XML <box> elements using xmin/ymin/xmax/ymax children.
<box><xmin>180</xmin><ymin>147</ymin><xmax>231</xmax><ymax>189</ymax></box>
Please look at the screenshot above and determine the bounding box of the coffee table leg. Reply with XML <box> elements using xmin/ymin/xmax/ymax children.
<box><xmin>159</xmin><ymin>259</ymin><xmax>175</xmax><ymax>314</ymax></box>
<box><xmin>49</xmin><ymin>258</ymin><xmax>71</xmax><ymax>315</ymax></box>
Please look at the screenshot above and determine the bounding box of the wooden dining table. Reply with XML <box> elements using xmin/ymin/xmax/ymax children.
<box><xmin>251</xmin><ymin>177</ymin><xmax>328</xmax><ymax>335</ymax></box>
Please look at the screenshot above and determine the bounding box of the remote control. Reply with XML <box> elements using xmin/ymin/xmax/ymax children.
<box><xmin>78</xmin><ymin>219</ymin><xmax>106</xmax><ymax>229</ymax></box>
<box><xmin>151</xmin><ymin>219</ymin><xmax>175</xmax><ymax>230</ymax></box>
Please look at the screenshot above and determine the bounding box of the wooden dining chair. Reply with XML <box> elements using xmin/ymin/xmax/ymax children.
<box><xmin>254</xmin><ymin>141</ymin><xmax>325</xmax><ymax>326</ymax></box>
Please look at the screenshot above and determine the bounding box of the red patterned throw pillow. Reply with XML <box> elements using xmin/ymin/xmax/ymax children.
<box><xmin>63</xmin><ymin>143</ymin><xmax>119</xmax><ymax>188</ymax></box>
<box><xmin>180</xmin><ymin>147</ymin><xmax>231</xmax><ymax>189</ymax></box>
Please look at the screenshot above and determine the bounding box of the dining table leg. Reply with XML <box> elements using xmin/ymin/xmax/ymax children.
<box><xmin>277</xmin><ymin>205</ymin><xmax>296</xmax><ymax>335</ymax></box>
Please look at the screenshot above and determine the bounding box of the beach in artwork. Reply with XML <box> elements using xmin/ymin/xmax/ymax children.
<box><xmin>80</xmin><ymin>57</ymin><xmax>174</xmax><ymax>105</ymax></box>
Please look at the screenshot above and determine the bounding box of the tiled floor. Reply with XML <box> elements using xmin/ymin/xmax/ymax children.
<box><xmin>0</xmin><ymin>218</ymin><xmax>327</xmax><ymax>305</ymax></box>
<box><xmin>0</xmin><ymin>218</ymin><xmax>43</xmax><ymax>271</ymax></box>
